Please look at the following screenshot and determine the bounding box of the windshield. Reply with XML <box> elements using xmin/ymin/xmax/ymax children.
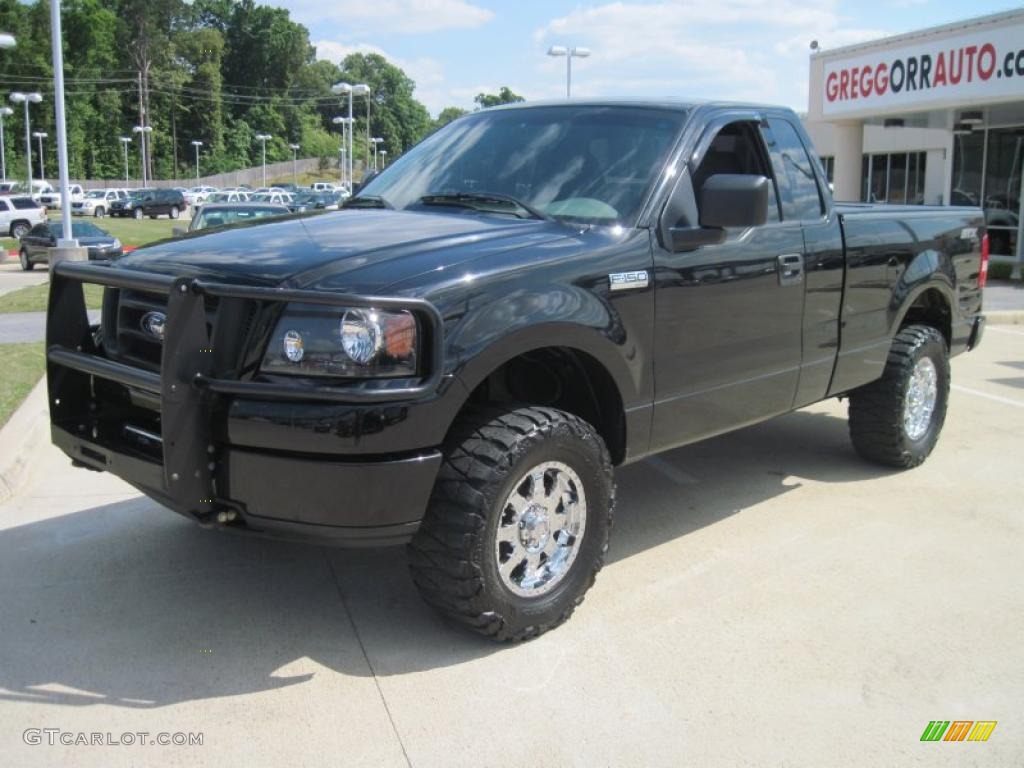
<box><xmin>355</xmin><ymin>105</ymin><xmax>686</xmax><ymax>226</ymax></box>
<box><xmin>49</xmin><ymin>221</ymin><xmax>106</xmax><ymax>237</ymax></box>
<box><xmin>86</xmin><ymin>190</ymin><xmax>106</xmax><ymax>199</ymax></box>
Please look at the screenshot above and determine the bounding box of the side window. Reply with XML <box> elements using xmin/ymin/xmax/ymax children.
<box><xmin>692</xmin><ymin>121</ymin><xmax>780</xmax><ymax>223</ymax></box>
<box><xmin>764</xmin><ymin>119</ymin><xmax>824</xmax><ymax>220</ymax></box>
<box><xmin>0</xmin><ymin>199</ymin><xmax>8</xmax><ymax>212</ymax></box>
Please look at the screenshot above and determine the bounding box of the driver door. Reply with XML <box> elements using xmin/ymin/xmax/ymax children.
<box><xmin>650</xmin><ymin>117</ymin><xmax>806</xmax><ymax>451</ymax></box>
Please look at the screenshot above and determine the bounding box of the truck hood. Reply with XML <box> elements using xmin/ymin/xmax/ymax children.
<box><xmin>112</xmin><ymin>209</ymin><xmax>578</xmax><ymax>293</ymax></box>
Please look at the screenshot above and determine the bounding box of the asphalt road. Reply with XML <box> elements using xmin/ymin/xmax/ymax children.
<box><xmin>0</xmin><ymin>329</ymin><xmax>1022</xmax><ymax>767</ymax></box>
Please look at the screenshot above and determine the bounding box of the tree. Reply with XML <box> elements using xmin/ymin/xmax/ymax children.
<box><xmin>433</xmin><ymin>106</ymin><xmax>469</xmax><ymax>131</ymax></box>
<box><xmin>474</xmin><ymin>87</ymin><xmax>525</xmax><ymax>109</ymax></box>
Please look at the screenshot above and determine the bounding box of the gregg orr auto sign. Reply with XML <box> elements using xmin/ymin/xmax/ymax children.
<box><xmin>822</xmin><ymin>21</ymin><xmax>1024</xmax><ymax>116</ymax></box>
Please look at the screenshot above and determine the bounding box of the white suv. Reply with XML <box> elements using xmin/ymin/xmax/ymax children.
<box><xmin>72</xmin><ymin>189</ymin><xmax>127</xmax><ymax>218</ymax></box>
<box><xmin>0</xmin><ymin>196</ymin><xmax>48</xmax><ymax>239</ymax></box>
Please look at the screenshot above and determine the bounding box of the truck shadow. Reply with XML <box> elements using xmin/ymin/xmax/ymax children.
<box><xmin>0</xmin><ymin>408</ymin><xmax>894</xmax><ymax>708</ymax></box>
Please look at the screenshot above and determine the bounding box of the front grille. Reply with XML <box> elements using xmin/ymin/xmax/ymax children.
<box><xmin>103</xmin><ymin>288</ymin><xmax>219</xmax><ymax>372</ymax></box>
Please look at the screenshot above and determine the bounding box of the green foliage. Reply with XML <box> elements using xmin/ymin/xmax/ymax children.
<box><xmin>0</xmin><ymin>0</ymin><xmax>440</xmax><ymax>181</ymax></box>
<box><xmin>433</xmin><ymin>106</ymin><xmax>469</xmax><ymax>131</ymax></box>
<box><xmin>474</xmin><ymin>87</ymin><xmax>525</xmax><ymax>109</ymax></box>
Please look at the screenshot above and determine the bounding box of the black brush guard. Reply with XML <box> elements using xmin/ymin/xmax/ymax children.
<box><xmin>46</xmin><ymin>260</ymin><xmax>444</xmax><ymax>520</ymax></box>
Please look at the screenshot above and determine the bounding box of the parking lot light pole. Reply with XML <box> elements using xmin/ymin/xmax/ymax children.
<box><xmin>254</xmin><ymin>133</ymin><xmax>271</xmax><ymax>187</ymax></box>
<box><xmin>547</xmin><ymin>45</ymin><xmax>591</xmax><ymax>98</ymax></box>
<box><xmin>331</xmin><ymin>83</ymin><xmax>370</xmax><ymax>189</ymax></box>
<box><xmin>289</xmin><ymin>143</ymin><xmax>300</xmax><ymax>185</ymax></box>
<box><xmin>47</xmin><ymin>0</ymin><xmax>78</xmax><ymax>249</ymax></box>
<box><xmin>9</xmin><ymin>91</ymin><xmax>42</xmax><ymax>192</ymax></box>
<box><xmin>370</xmin><ymin>137</ymin><xmax>383</xmax><ymax>171</ymax></box>
<box><xmin>119</xmin><ymin>136</ymin><xmax>131</xmax><ymax>184</ymax></box>
<box><xmin>379</xmin><ymin>150</ymin><xmax>387</xmax><ymax>169</ymax></box>
<box><xmin>132</xmin><ymin>125</ymin><xmax>151</xmax><ymax>187</ymax></box>
<box><xmin>331</xmin><ymin>115</ymin><xmax>352</xmax><ymax>188</ymax></box>
<box><xmin>190</xmin><ymin>140</ymin><xmax>202</xmax><ymax>184</ymax></box>
<box><xmin>0</xmin><ymin>106</ymin><xmax>12</xmax><ymax>183</ymax></box>
<box><xmin>32</xmin><ymin>131</ymin><xmax>46</xmax><ymax>179</ymax></box>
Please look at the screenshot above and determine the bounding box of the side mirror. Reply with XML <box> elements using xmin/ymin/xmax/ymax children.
<box><xmin>699</xmin><ymin>174</ymin><xmax>769</xmax><ymax>229</ymax></box>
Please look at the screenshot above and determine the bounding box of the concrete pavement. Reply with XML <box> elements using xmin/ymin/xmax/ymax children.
<box><xmin>0</xmin><ymin>330</ymin><xmax>1022</xmax><ymax>767</ymax></box>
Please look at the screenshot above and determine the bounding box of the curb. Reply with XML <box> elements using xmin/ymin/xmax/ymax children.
<box><xmin>0</xmin><ymin>376</ymin><xmax>49</xmax><ymax>505</ymax></box>
<box><xmin>986</xmin><ymin>311</ymin><xmax>1024</xmax><ymax>326</ymax></box>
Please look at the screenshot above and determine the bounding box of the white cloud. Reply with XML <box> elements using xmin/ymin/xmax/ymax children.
<box><xmin>532</xmin><ymin>1</ymin><xmax>886</xmax><ymax>108</ymax></box>
<box><xmin>284</xmin><ymin>0</ymin><xmax>492</xmax><ymax>34</ymax></box>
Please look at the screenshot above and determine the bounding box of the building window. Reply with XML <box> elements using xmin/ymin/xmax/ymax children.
<box><xmin>861</xmin><ymin>152</ymin><xmax>926</xmax><ymax>204</ymax></box>
<box><xmin>819</xmin><ymin>156</ymin><xmax>834</xmax><ymax>183</ymax></box>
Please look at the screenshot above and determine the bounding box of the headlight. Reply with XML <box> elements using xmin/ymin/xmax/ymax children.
<box><xmin>261</xmin><ymin>303</ymin><xmax>418</xmax><ymax>378</ymax></box>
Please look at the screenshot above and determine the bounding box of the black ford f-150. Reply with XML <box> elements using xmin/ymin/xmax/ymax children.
<box><xmin>46</xmin><ymin>102</ymin><xmax>987</xmax><ymax>641</ymax></box>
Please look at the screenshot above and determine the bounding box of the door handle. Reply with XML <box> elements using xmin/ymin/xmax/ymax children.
<box><xmin>777</xmin><ymin>253</ymin><xmax>804</xmax><ymax>286</ymax></box>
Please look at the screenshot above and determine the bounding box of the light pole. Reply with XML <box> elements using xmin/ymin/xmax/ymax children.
<box><xmin>370</xmin><ymin>137</ymin><xmax>383</xmax><ymax>171</ymax></box>
<box><xmin>254</xmin><ymin>133</ymin><xmax>271</xmax><ymax>187</ymax></box>
<box><xmin>289</xmin><ymin>143</ymin><xmax>300</xmax><ymax>186</ymax></box>
<box><xmin>32</xmin><ymin>131</ymin><xmax>47</xmax><ymax>180</ymax></box>
<box><xmin>0</xmin><ymin>106</ymin><xmax>12</xmax><ymax>183</ymax></box>
<box><xmin>547</xmin><ymin>45</ymin><xmax>591</xmax><ymax>98</ymax></box>
<box><xmin>119</xmin><ymin>136</ymin><xmax>131</xmax><ymax>185</ymax></box>
<box><xmin>331</xmin><ymin>115</ymin><xmax>353</xmax><ymax>188</ymax></box>
<box><xmin>330</xmin><ymin>82</ymin><xmax>370</xmax><ymax>189</ymax></box>
<box><xmin>379</xmin><ymin>150</ymin><xmax>388</xmax><ymax>169</ymax></box>
<box><xmin>190</xmin><ymin>140</ymin><xmax>202</xmax><ymax>184</ymax></box>
<box><xmin>132</xmin><ymin>125</ymin><xmax>152</xmax><ymax>186</ymax></box>
<box><xmin>9</xmin><ymin>91</ymin><xmax>42</xmax><ymax>192</ymax></box>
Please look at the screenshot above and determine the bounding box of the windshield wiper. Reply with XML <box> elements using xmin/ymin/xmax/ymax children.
<box><xmin>343</xmin><ymin>195</ymin><xmax>393</xmax><ymax>209</ymax></box>
<box><xmin>419</xmin><ymin>192</ymin><xmax>552</xmax><ymax>221</ymax></box>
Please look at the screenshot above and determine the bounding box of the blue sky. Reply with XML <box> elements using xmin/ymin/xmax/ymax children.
<box><xmin>272</xmin><ymin>0</ymin><xmax>1020</xmax><ymax>115</ymax></box>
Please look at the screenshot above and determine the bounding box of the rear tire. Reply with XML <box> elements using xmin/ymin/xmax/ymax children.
<box><xmin>19</xmin><ymin>248</ymin><xmax>33</xmax><ymax>271</ymax></box>
<box><xmin>848</xmin><ymin>324</ymin><xmax>949</xmax><ymax>468</ymax></box>
<box><xmin>10</xmin><ymin>221</ymin><xmax>29</xmax><ymax>239</ymax></box>
<box><xmin>133</xmin><ymin>208</ymin><xmax>143</xmax><ymax>220</ymax></box>
<box><xmin>94</xmin><ymin>206</ymin><xmax>105</xmax><ymax>218</ymax></box>
<box><xmin>169</xmin><ymin>206</ymin><xmax>180</xmax><ymax>219</ymax></box>
<box><xmin>409</xmin><ymin>406</ymin><xmax>614</xmax><ymax>642</ymax></box>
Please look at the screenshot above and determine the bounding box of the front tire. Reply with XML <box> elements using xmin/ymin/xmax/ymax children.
<box><xmin>409</xmin><ymin>406</ymin><xmax>614</xmax><ymax>642</ymax></box>
<box><xmin>848</xmin><ymin>325</ymin><xmax>950</xmax><ymax>468</ymax></box>
<box><xmin>19</xmin><ymin>248</ymin><xmax>33</xmax><ymax>271</ymax></box>
<box><xmin>169</xmin><ymin>206</ymin><xmax>180</xmax><ymax>219</ymax></box>
<box><xmin>94</xmin><ymin>206</ymin><xmax>105</xmax><ymax>218</ymax></box>
<box><xmin>133</xmin><ymin>208</ymin><xmax>143</xmax><ymax>220</ymax></box>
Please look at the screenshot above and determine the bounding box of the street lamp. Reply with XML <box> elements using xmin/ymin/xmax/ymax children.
<box><xmin>379</xmin><ymin>150</ymin><xmax>388</xmax><ymax>169</ymax></box>
<box><xmin>32</xmin><ymin>131</ymin><xmax>47</xmax><ymax>180</ymax></box>
<box><xmin>9</xmin><ymin>91</ymin><xmax>42</xmax><ymax>192</ymax></box>
<box><xmin>190</xmin><ymin>140</ymin><xmax>203</xmax><ymax>184</ymax></box>
<box><xmin>254</xmin><ymin>133</ymin><xmax>271</xmax><ymax>187</ymax></box>
<box><xmin>547</xmin><ymin>45</ymin><xmax>591</xmax><ymax>98</ymax></box>
<box><xmin>119</xmin><ymin>136</ymin><xmax>131</xmax><ymax>185</ymax></box>
<box><xmin>330</xmin><ymin>82</ymin><xmax>370</xmax><ymax>189</ymax></box>
<box><xmin>370</xmin><ymin>137</ymin><xmax>383</xmax><ymax>171</ymax></box>
<box><xmin>0</xmin><ymin>106</ymin><xmax>13</xmax><ymax>183</ymax></box>
<box><xmin>132</xmin><ymin>125</ymin><xmax>152</xmax><ymax>186</ymax></box>
<box><xmin>289</xmin><ymin>143</ymin><xmax>300</xmax><ymax>186</ymax></box>
<box><xmin>331</xmin><ymin>115</ymin><xmax>354</xmax><ymax>188</ymax></box>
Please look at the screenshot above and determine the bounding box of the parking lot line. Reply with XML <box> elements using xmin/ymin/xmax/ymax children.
<box><xmin>952</xmin><ymin>384</ymin><xmax>1024</xmax><ymax>409</ymax></box>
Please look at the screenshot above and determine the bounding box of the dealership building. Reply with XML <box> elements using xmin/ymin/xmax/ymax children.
<box><xmin>804</xmin><ymin>9</ymin><xmax>1024</xmax><ymax>270</ymax></box>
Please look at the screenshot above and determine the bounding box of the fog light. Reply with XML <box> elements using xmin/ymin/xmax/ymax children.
<box><xmin>283</xmin><ymin>330</ymin><xmax>304</xmax><ymax>362</ymax></box>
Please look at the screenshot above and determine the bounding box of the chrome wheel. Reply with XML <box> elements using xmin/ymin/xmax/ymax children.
<box><xmin>495</xmin><ymin>461</ymin><xmax>587</xmax><ymax>598</ymax></box>
<box><xmin>904</xmin><ymin>357</ymin><xmax>937</xmax><ymax>441</ymax></box>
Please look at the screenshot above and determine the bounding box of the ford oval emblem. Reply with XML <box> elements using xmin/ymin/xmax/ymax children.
<box><xmin>140</xmin><ymin>311</ymin><xmax>167</xmax><ymax>341</ymax></box>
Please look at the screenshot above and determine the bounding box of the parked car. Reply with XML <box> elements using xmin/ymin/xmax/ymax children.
<box><xmin>249</xmin><ymin>191</ymin><xmax>293</xmax><ymax>205</ymax></box>
<box><xmin>109</xmin><ymin>188</ymin><xmax>187</xmax><ymax>219</ymax></box>
<box><xmin>25</xmin><ymin>180</ymin><xmax>54</xmax><ymax>204</ymax></box>
<box><xmin>18</xmin><ymin>220</ymin><xmax>122</xmax><ymax>269</ymax></box>
<box><xmin>39</xmin><ymin>183</ymin><xmax>85</xmax><ymax>209</ymax></box>
<box><xmin>205</xmin><ymin>191</ymin><xmax>250</xmax><ymax>204</ymax></box>
<box><xmin>0</xmin><ymin>195</ymin><xmax>47</xmax><ymax>238</ymax></box>
<box><xmin>289</xmin><ymin>191</ymin><xmax>341</xmax><ymax>212</ymax></box>
<box><xmin>186</xmin><ymin>202</ymin><xmax>290</xmax><ymax>232</ymax></box>
<box><xmin>0</xmin><ymin>181</ymin><xmax>22</xmax><ymax>195</ymax></box>
<box><xmin>188</xmin><ymin>186</ymin><xmax>218</xmax><ymax>205</ymax></box>
<box><xmin>72</xmin><ymin>189</ymin><xmax>127</xmax><ymax>218</ymax></box>
<box><xmin>311</xmin><ymin>181</ymin><xmax>337</xmax><ymax>192</ymax></box>
<box><xmin>45</xmin><ymin>100</ymin><xmax>987</xmax><ymax>642</ymax></box>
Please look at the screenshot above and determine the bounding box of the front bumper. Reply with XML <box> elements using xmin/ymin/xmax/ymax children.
<box><xmin>46</xmin><ymin>262</ymin><xmax>447</xmax><ymax>546</ymax></box>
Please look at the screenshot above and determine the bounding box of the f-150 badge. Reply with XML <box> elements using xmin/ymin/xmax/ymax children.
<box><xmin>609</xmin><ymin>270</ymin><xmax>649</xmax><ymax>291</ymax></box>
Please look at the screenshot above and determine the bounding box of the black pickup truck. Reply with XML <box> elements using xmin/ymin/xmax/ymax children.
<box><xmin>46</xmin><ymin>101</ymin><xmax>987</xmax><ymax>641</ymax></box>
